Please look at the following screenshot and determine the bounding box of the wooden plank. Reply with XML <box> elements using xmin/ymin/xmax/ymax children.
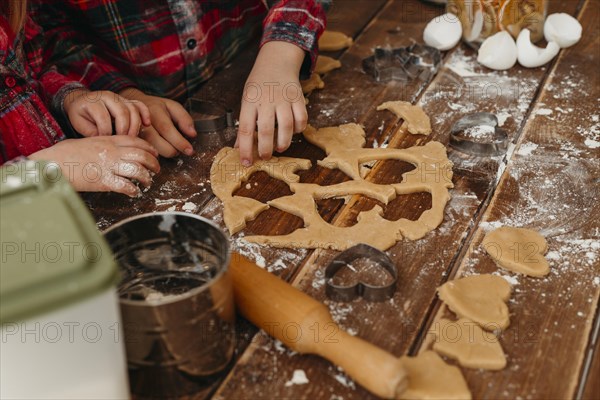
<box><xmin>212</xmin><ymin>0</ymin><xmax>587</xmax><ymax>398</ymax></box>
<box><xmin>417</xmin><ymin>1</ymin><xmax>600</xmax><ymax>399</ymax></box>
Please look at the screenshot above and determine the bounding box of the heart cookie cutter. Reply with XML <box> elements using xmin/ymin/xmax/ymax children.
<box><xmin>325</xmin><ymin>244</ymin><xmax>398</xmax><ymax>302</ymax></box>
<box><xmin>449</xmin><ymin>112</ymin><xmax>509</xmax><ymax>157</ymax></box>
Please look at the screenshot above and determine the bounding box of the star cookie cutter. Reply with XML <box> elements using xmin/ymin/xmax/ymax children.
<box><xmin>362</xmin><ymin>44</ymin><xmax>441</xmax><ymax>82</ymax></box>
<box><xmin>449</xmin><ymin>112</ymin><xmax>509</xmax><ymax>157</ymax></box>
<box><xmin>325</xmin><ymin>244</ymin><xmax>398</xmax><ymax>302</ymax></box>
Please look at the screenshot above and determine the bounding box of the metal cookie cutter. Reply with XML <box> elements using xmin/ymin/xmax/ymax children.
<box><xmin>185</xmin><ymin>98</ymin><xmax>235</xmax><ymax>148</ymax></box>
<box><xmin>362</xmin><ymin>43</ymin><xmax>441</xmax><ymax>83</ymax></box>
<box><xmin>325</xmin><ymin>244</ymin><xmax>398</xmax><ymax>302</ymax></box>
<box><xmin>449</xmin><ymin>112</ymin><xmax>509</xmax><ymax>157</ymax></box>
<box><xmin>185</xmin><ymin>98</ymin><xmax>234</xmax><ymax>133</ymax></box>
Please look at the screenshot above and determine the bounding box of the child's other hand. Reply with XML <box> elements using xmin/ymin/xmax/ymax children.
<box><xmin>64</xmin><ymin>89</ymin><xmax>151</xmax><ymax>137</ymax></box>
<box><xmin>237</xmin><ymin>41</ymin><xmax>308</xmax><ymax>166</ymax></box>
<box><xmin>118</xmin><ymin>88</ymin><xmax>197</xmax><ymax>158</ymax></box>
<box><xmin>29</xmin><ymin>136</ymin><xmax>160</xmax><ymax>197</ymax></box>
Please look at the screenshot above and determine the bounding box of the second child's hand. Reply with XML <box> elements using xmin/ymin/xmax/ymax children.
<box><xmin>119</xmin><ymin>88</ymin><xmax>197</xmax><ymax>157</ymax></box>
<box><xmin>237</xmin><ymin>41</ymin><xmax>308</xmax><ymax>166</ymax></box>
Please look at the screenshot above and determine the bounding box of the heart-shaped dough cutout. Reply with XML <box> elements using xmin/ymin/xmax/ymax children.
<box><xmin>432</xmin><ymin>318</ymin><xmax>507</xmax><ymax>370</ymax></box>
<box><xmin>482</xmin><ymin>226</ymin><xmax>549</xmax><ymax>277</ymax></box>
<box><xmin>399</xmin><ymin>351</ymin><xmax>472</xmax><ymax>400</ymax></box>
<box><xmin>437</xmin><ymin>274</ymin><xmax>511</xmax><ymax>331</ymax></box>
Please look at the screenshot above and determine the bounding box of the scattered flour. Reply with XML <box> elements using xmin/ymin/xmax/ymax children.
<box><xmin>494</xmin><ymin>272</ymin><xmax>520</xmax><ymax>286</ymax></box>
<box><xmin>285</xmin><ymin>369</ymin><xmax>309</xmax><ymax>387</ymax></box>
<box><xmin>535</xmin><ymin>108</ymin><xmax>553</xmax><ymax>116</ymax></box>
<box><xmin>496</xmin><ymin>111</ymin><xmax>511</xmax><ymax>127</ymax></box>
<box><xmin>333</xmin><ymin>371</ymin><xmax>356</xmax><ymax>389</ymax></box>
<box><xmin>463</xmin><ymin>125</ymin><xmax>496</xmax><ymax>139</ymax></box>
<box><xmin>182</xmin><ymin>202</ymin><xmax>197</xmax><ymax>212</ymax></box>
<box><xmin>233</xmin><ymin>235</ymin><xmax>267</xmax><ymax>268</ymax></box>
<box><xmin>231</xmin><ymin>232</ymin><xmax>307</xmax><ymax>273</ymax></box>
<box><xmin>480</xmin><ymin>221</ymin><xmax>503</xmax><ymax>231</ymax></box>
<box><xmin>516</xmin><ymin>142</ymin><xmax>539</xmax><ymax>156</ymax></box>
<box><xmin>584</xmin><ymin>139</ymin><xmax>600</xmax><ymax>149</ymax></box>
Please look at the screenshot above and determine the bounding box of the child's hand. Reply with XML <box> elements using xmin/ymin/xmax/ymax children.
<box><xmin>64</xmin><ymin>89</ymin><xmax>151</xmax><ymax>137</ymax></box>
<box><xmin>29</xmin><ymin>136</ymin><xmax>160</xmax><ymax>197</ymax></box>
<box><xmin>237</xmin><ymin>41</ymin><xmax>308</xmax><ymax>166</ymax></box>
<box><xmin>118</xmin><ymin>88</ymin><xmax>197</xmax><ymax>158</ymax></box>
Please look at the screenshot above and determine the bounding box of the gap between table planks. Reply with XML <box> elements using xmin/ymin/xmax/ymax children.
<box><xmin>209</xmin><ymin>0</ymin><xmax>598</xmax><ymax>399</ymax></box>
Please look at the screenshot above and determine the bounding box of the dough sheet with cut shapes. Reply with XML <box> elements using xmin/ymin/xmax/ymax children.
<box><xmin>210</xmin><ymin>122</ymin><xmax>454</xmax><ymax>251</ymax></box>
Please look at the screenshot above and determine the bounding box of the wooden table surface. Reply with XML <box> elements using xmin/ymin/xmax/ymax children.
<box><xmin>84</xmin><ymin>0</ymin><xmax>600</xmax><ymax>398</ymax></box>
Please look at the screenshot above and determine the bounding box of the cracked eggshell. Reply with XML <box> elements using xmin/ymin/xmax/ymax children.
<box><xmin>466</xmin><ymin>10</ymin><xmax>484</xmax><ymax>42</ymax></box>
<box><xmin>517</xmin><ymin>29</ymin><xmax>560</xmax><ymax>68</ymax></box>
<box><xmin>477</xmin><ymin>31</ymin><xmax>517</xmax><ymax>71</ymax></box>
<box><xmin>544</xmin><ymin>13</ymin><xmax>582</xmax><ymax>48</ymax></box>
<box><xmin>423</xmin><ymin>13</ymin><xmax>462</xmax><ymax>51</ymax></box>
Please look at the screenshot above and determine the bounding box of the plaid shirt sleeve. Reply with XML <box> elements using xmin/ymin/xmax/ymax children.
<box><xmin>261</xmin><ymin>0</ymin><xmax>329</xmax><ymax>78</ymax></box>
<box><xmin>22</xmin><ymin>17</ymin><xmax>86</xmax><ymax>117</ymax></box>
<box><xmin>29</xmin><ymin>1</ymin><xmax>137</xmax><ymax>94</ymax></box>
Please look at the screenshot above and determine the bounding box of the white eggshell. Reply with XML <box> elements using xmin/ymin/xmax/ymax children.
<box><xmin>423</xmin><ymin>13</ymin><xmax>462</xmax><ymax>51</ymax></box>
<box><xmin>477</xmin><ymin>31</ymin><xmax>517</xmax><ymax>70</ymax></box>
<box><xmin>466</xmin><ymin>10</ymin><xmax>484</xmax><ymax>42</ymax></box>
<box><xmin>544</xmin><ymin>13</ymin><xmax>582</xmax><ymax>48</ymax></box>
<box><xmin>517</xmin><ymin>29</ymin><xmax>560</xmax><ymax>68</ymax></box>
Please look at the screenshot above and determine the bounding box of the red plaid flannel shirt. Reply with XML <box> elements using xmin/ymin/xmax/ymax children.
<box><xmin>0</xmin><ymin>15</ymin><xmax>84</xmax><ymax>164</ymax></box>
<box><xmin>31</xmin><ymin>0</ymin><xmax>329</xmax><ymax>102</ymax></box>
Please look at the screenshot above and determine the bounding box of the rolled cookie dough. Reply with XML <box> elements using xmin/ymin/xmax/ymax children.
<box><xmin>482</xmin><ymin>226</ymin><xmax>550</xmax><ymax>277</ymax></box>
<box><xmin>377</xmin><ymin>101</ymin><xmax>432</xmax><ymax>135</ymax></box>
<box><xmin>301</xmin><ymin>73</ymin><xmax>325</xmax><ymax>95</ymax></box>
<box><xmin>399</xmin><ymin>351</ymin><xmax>472</xmax><ymax>400</ymax></box>
<box><xmin>245</xmin><ymin>124</ymin><xmax>454</xmax><ymax>251</ymax></box>
<box><xmin>319</xmin><ymin>30</ymin><xmax>353</xmax><ymax>51</ymax></box>
<box><xmin>432</xmin><ymin>318</ymin><xmax>507</xmax><ymax>370</ymax></box>
<box><xmin>437</xmin><ymin>274</ymin><xmax>511</xmax><ymax>331</ymax></box>
<box><xmin>210</xmin><ymin>147</ymin><xmax>312</xmax><ymax>234</ymax></box>
<box><xmin>315</xmin><ymin>55</ymin><xmax>342</xmax><ymax>74</ymax></box>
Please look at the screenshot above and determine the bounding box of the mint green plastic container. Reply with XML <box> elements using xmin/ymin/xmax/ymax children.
<box><xmin>0</xmin><ymin>161</ymin><xmax>129</xmax><ymax>399</ymax></box>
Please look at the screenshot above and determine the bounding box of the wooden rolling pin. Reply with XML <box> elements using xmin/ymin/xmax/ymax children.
<box><xmin>229</xmin><ymin>253</ymin><xmax>408</xmax><ymax>399</ymax></box>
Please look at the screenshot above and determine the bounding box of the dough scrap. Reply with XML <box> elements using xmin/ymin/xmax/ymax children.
<box><xmin>482</xmin><ymin>226</ymin><xmax>550</xmax><ymax>277</ymax></box>
<box><xmin>319</xmin><ymin>30</ymin><xmax>354</xmax><ymax>51</ymax></box>
<box><xmin>315</xmin><ymin>55</ymin><xmax>342</xmax><ymax>74</ymax></box>
<box><xmin>210</xmin><ymin>147</ymin><xmax>312</xmax><ymax>234</ymax></box>
<box><xmin>301</xmin><ymin>73</ymin><xmax>325</xmax><ymax>95</ymax></box>
<box><xmin>245</xmin><ymin>124</ymin><xmax>453</xmax><ymax>250</ymax></box>
<box><xmin>377</xmin><ymin>101</ymin><xmax>432</xmax><ymax>135</ymax></box>
<box><xmin>437</xmin><ymin>274</ymin><xmax>511</xmax><ymax>331</ymax></box>
<box><xmin>432</xmin><ymin>318</ymin><xmax>507</xmax><ymax>370</ymax></box>
<box><xmin>399</xmin><ymin>351</ymin><xmax>472</xmax><ymax>400</ymax></box>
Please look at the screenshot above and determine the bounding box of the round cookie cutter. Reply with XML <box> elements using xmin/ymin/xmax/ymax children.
<box><xmin>449</xmin><ymin>112</ymin><xmax>509</xmax><ymax>157</ymax></box>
